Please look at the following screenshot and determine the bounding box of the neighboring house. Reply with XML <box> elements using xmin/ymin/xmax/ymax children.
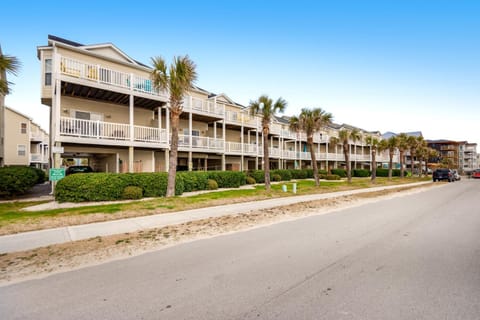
<box><xmin>37</xmin><ymin>35</ymin><xmax>391</xmax><ymax>174</ymax></box>
<box><xmin>463</xmin><ymin>143</ymin><xmax>478</xmax><ymax>172</ymax></box>
<box><xmin>0</xmin><ymin>107</ymin><xmax>49</xmax><ymax>168</ymax></box>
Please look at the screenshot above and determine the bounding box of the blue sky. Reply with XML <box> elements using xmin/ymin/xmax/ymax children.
<box><xmin>1</xmin><ymin>0</ymin><xmax>479</xmax><ymax>144</ymax></box>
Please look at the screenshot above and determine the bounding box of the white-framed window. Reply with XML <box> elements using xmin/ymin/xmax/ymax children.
<box><xmin>45</xmin><ymin>59</ymin><xmax>52</xmax><ymax>86</ymax></box>
<box><xmin>20</xmin><ymin>123</ymin><xmax>27</xmax><ymax>134</ymax></box>
<box><xmin>17</xmin><ymin>145</ymin><xmax>26</xmax><ymax>157</ymax></box>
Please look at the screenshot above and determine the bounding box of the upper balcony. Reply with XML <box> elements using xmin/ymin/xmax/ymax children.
<box><xmin>30</xmin><ymin>131</ymin><xmax>47</xmax><ymax>142</ymax></box>
<box><xmin>59</xmin><ymin>56</ymin><xmax>169</xmax><ymax>102</ymax></box>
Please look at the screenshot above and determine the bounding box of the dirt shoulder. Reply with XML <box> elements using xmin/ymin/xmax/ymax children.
<box><xmin>0</xmin><ymin>183</ymin><xmax>438</xmax><ymax>286</ymax></box>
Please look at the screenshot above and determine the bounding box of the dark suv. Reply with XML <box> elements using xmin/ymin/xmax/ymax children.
<box><xmin>432</xmin><ymin>168</ymin><xmax>454</xmax><ymax>182</ymax></box>
<box><xmin>65</xmin><ymin>165</ymin><xmax>94</xmax><ymax>175</ymax></box>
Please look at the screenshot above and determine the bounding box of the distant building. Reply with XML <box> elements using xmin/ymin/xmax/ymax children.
<box><xmin>0</xmin><ymin>106</ymin><xmax>49</xmax><ymax>169</ymax></box>
<box><xmin>427</xmin><ymin>140</ymin><xmax>477</xmax><ymax>173</ymax></box>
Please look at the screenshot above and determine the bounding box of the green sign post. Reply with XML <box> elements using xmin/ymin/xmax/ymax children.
<box><xmin>49</xmin><ymin>168</ymin><xmax>65</xmax><ymax>181</ymax></box>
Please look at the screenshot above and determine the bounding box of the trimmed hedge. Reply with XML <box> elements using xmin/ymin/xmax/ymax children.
<box><xmin>376</xmin><ymin>168</ymin><xmax>401</xmax><ymax>177</ymax></box>
<box><xmin>0</xmin><ymin>166</ymin><xmax>40</xmax><ymax>197</ymax></box>
<box><xmin>177</xmin><ymin>171</ymin><xmax>209</xmax><ymax>192</ymax></box>
<box><xmin>122</xmin><ymin>186</ymin><xmax>143</xmax><ymax>200</ymax></box>
<box><xmin>206</xmin><ymin>171</ymin><xmax>246</xmax><ymax>188</ymax></box>
<box><xmin>353</xmin><ymin>169</ymin><xmax>371</xmax><ymax>177</ymax></box>
<box><xmin>331</xmin><ymin>168</ymin><xmax>347</xmax><ymax>177</ymax></box>
<box><xmin>207</xmin><ymin>179</ymin><xmax>218</xmax><ymax>190</ymax></box>
<box><xmin>55</xmin><ymin>172</ymin><xmax>184</xmax><ymax>202</ymax></box>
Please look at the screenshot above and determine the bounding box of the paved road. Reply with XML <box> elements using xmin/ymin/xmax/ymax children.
<box><xmin>1</xmin><ymin>180</ymin><xmax>479</xmax><ymax>319</ymax></box>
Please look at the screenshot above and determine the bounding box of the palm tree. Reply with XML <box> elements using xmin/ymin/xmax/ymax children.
<box><xmin>407</xmin><ymin>136</ymin><xmax>424</xmax><ymax>176</ymax></box>
<box><xmin>249</xmin><ymin>95</ymin><xmax>287</xmax><ymax>191</ymax></box>
<box><xmin>0</xmin><ymin>46</ymin><xmax>21</xmax><ymax>96</ymax></box>
<box><xmin>397</xmin><ymin>133</ymin><xmax>409</xmax><ymax>177</ymax></box>
<box><xmin>379</xmin><ymin>135</ymin><xmax>398</xmax><ymax>180</ymax></box>
<box><xmin>365</xmin><ymin>135</ymin><xmax>380</xmax><ymax>183</ymax></box>
<box><xmin>289</xmin><ymin>108</ymin><xmax>332</xmax><ymax>186</ymax></box>
<box><xmin>338</xmin><ymin>128</ymin><xmax>361</xmax><ymax>183</ymax></box>
<box><xmin>151</xmin><ymin>55</ymin><xmax>197</xmax><ymax>197</ymax></box>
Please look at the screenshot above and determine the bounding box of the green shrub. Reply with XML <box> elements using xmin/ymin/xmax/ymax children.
<box><xmin>331</xmin><ymin>168</ymin><xmax>347</xmax><ymax>177</ymax></box>
<box><xmin>207</xmin><ymin>171</ymin><xmax>246</xmax><ymax>188</ymax></box>
<box><xmin>31</xmin><ymin>168</ymin><xmax>47</xmax><ymax>183</ymax></box>
<box><xmin>0</xmin><ymin>166</ymin><xmax>39</xmax><ymax>197</ymax></box>
<box><xmin>55</xmin><ymin>172</ymin><xmax>183</xmax><ymax>202</ymax></box>
<box><xmin>325</xmin><ymin>174</ymin><xmax>341</xmax><ymax>180</ymax></box>
<box><xmin>271</xmin><ymin>169</ymin><xmax>292</xmax><ymax>181</ymax></box>
<box><xmin>290</xmin><ymin>169</ymin><xmax>311</xmax><ymax>179</ymax></box>
<box><xmin>122</xmin><ymin>186</ymin><xmax>143</xmax><ymax>199</ymax></box>
<box><xmin>177</xmin><ymin>171</ymin><xmax>208</xmax><ymax>192</ymax></box>
<box><xmin>248</xmin><ymin>170</ymin><xmax>265</xmax><ymax>183</ymax></box>
<box><xmin>376</xmin><ymin>168</ymin><xmax>401</xmax><ymax>177</ymax></box>
<box><xmin>272</xmin><ymin>174</ymin><xmax>282</xmax><ymax>182</ymax></box>
<box><xmin>246</xmin><ymin>176</ymin><xmax>256</xmax><ymax>184</ymax></box>
<box><xmin>207</xmin><ymin>179</ymin><xmax>218</xmax><ymax>190</ymax></box>
<box><xmin>353</xmin><ymin>169</ymin><xmax>371</xmax><ymax>177</ymax></box>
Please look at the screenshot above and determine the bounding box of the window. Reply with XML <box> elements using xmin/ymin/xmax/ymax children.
<box><xmin>45</xmin><ymin>59</ymin><xmax>52</xmax><ymax>85</ymax></box>
<box><xmin>20</xmin><ymin>123</ymin><xmax>27</xmax><ymax>134</ymax></box>
<box><xmin>17</xmin><ymin>145</ymin><xmax>26</xmax><ymax>157</ymax></box>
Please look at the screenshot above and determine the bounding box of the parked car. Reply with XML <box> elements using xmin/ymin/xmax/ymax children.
<box><xmin>432</xmin><ymin>168</ymin><xmax>454</xmax><ymax>182</ymax></box>
<box><xmin>472</xmin><ymin>169</ymin><xmax>480</xmax><ymax>179</ymax></box>
<box><xmin>65</xmin><ymin>165</ymin><xmax>93</xmax><ymax>175</ymax></box>
<box><xmin>452</xmin><ymin>170</ymin><xmax>461</xmax><ymax>181</ymax></box>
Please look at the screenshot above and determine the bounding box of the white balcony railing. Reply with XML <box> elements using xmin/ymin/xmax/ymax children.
<box><xmin>59</xmin><ymin>57</ymin><xmax>168</xmax><ymax>99</ymax></box>
<box><xmin>30</xmin><ymin>153</ymin><xmax>46</xmax><ymax>163</ymax></box>
<box><xmin>183</xmin><ymin>97</ymin><xmax>224</xmax><ymax>117</ymax></box>
<box><xmin>60</xmin><ymin>117</ymin><xmax>168</xmax><ymax>144</ymax></box>
<box><xmin>178</xmin><ymin>135</ymin><xmax>224</xmax><ymax>150</ymax></box>
<box><xmin>30</xmin><ymin>132</ymin><xmax>45</xmax><ymax>141</ymax></box>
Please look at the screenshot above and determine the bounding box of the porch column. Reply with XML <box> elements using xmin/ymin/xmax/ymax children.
<box><xmin>166</xmin><ymin>107</ymin><xmax>170</xmax><ymax>142</ymax></box>
<box><xmin>115</xmin><ymin>153</ymin><xmax>120</xmax><ymax>173</ymax></box>
<box><xmin>152</xmin><ymin>151</ymin><xmax>155</xmax><ymax>172</ymax></box>
<box><xmin>222</xmin><ymin>154</ymin><xmax>226</xmax><ymax>171</ymax></box>
<box><xmin>261</xmin><ymin>132</ymin><xmax>264</xmax><ymax>170</ymax></box>
<box><xmin>204</xmin><ymin>157</ymin><xmax>208</xmax><ymax>171</ymax></box>
<box><xmin>129</xmin><ymin>95</ymin><xmax>134</xmax><ymax>143</ymax></box>
<box><xmin>255</xmin><ymin>128</ymin><xmax>259</xmax><ymax>169</ymax></box>
<box><xmin>164</xmin><ymin>149</ymin><xmax>169</xmax><ymax>172</ymax></box>
<box><xmin>188</xmin><ymin>151</ymin><xmax>193</xmax><ymax>171</ymax></box>
<box><xmin>240</xmin><ymin>124</ymin><xmax>244</xmax><ymax>171</ymax></box>
<box><xmin>158</xmin><ymin>107</ymin><xmax>162</xmax><ymax>130</ymax></box>
<box><xmin>128</xmin><ymin>147</ymin><xmax>134</xmax><ymax>173</ymax></box>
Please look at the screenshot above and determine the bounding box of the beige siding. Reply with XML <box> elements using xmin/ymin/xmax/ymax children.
<box><xmin>4</xmin><ymin>109</ymin><xmax>30</xmax><ymax>165</ymax></box>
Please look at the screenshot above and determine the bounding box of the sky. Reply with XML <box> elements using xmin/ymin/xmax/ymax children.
<box><xmin>1</xmin><ymin>0</ymin><xmax>479</xmax><ymax>144</ymax></box>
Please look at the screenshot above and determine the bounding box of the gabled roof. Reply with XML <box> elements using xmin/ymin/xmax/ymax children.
<box><xmin>47</xmin><ymin>35</ymin><xmax>146</xmax><ymax>67</ymax></box>
<box><xmin>382</xmin><ymin>131</ymin><xmax>423</xmax><ymax>139</ymax></box>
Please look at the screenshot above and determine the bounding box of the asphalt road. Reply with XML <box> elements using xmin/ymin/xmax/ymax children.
<box><xmin>1</xmin><ymin>180</ymin><xmax>480</xmax><ymax>319</ymax></box>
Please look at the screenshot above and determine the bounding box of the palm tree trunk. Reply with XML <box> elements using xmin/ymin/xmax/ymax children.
<box><xmin>308</xmin><ymin>138</ymin><xmax>319</xmax><ymax>186</ymax></box>
<box><xmin>166</xmin><ymin>112</ymin><xmax>180</xmax><ymax>197</ymax></box>
<box><xmin>263</xmin><ymin>127</ymin><xmax>271</xmax><ymax>191</ymax></box>
<box><xmin>344</xmin><ymin>142</ymin><xmax>351</xmax><ymax>183</ymax></box>
<box><xmin>371</xmin><ymin>149</ymin><xmax>376</xmax><ymax>183</ymax></box>
<box><xmin>388</xmin><ymin>150</ymin><xmax>393</xmax><ymax>180</ymax></box>
<box><xmin>400</xmin><ymin>150</ymin><xmax>405</xmax><ymax>178</ymax></box>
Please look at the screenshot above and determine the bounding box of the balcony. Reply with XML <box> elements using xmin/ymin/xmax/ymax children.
<box><xmin>30</xmin><ymin>132</ymin><xmax>46</xmax><ymax>142</ymax></box>
<box><xmin>60</xmin><ymin>117</ymin><xmax>168</xmax><ymax>145</ymax></box>
<box><xmin>183</xmin><ymin>97</ymin><xmax>224</xmax><ymax>118</ymax></box>
<box><xmin>59</xmin><ymin>56</ymin><xmax>168</xmax><ymax>100</ymax></box>
<box><xmin>30</xmin><ymin>153</ymin><xmax>47</xmax><ymax>163</ymax></box>
<box><xmin>178</xmin><ymin>135</ymin><xmax>224</xmax><ymax>151</ymax></box>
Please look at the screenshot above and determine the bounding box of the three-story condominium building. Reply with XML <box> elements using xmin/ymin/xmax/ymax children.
<box><xmin>38</xmin><ymin>35</ymin><xmax>391</xmax><ymax>173</ymax></box>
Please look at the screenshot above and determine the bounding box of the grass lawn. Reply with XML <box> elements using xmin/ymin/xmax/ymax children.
<box><xmin>0</xmin><ymin>176</ymin><xmax>431</xmax><ymax>233</ymax></box>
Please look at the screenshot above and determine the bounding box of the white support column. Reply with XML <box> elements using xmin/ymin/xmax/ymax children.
<box><xmin>129</xmin><ymin>146</ymin><xmax>134</xmax><ymax>173</ymax></box>
<box><xmin>164</xmin><ymin>149</ymin><xmax>169</xmax><ymax>172</ymax></box>
<box><xmin>116</xmin><ymin>153</ymin><xmax>119</xmax><ymax>173</ymax></box>
<box><xmin>129</xmin><ymin>95</ymin><xmax>134</xmax><ymax>142</ymax></box>
<box><xmin>188</xmin><ymin>151</ymin><xmax>193</xmax><ymax>171</ymax></box>
<box><xmin>152</xmin><ymin>151</ymin><xmax>155</xmax><ymax>172</ymax></box>
<box><xmin>189</xmin><ymin>111</ymin><xmax>192</xmax><ymax>149</ymax></box>
<box><xmin>261</xmin><ymin>131</ymin><xmax>264</xmax><ymax>170</ymax></box>
<box><xmin>240</xmin><ymin>124</ymin><xmax>244</xmax><ymax>171</ymax></box>
<box><xmin>166</xmin><ymin>107</ymin><xmax>170</xmax><ymax>145</ymax></box>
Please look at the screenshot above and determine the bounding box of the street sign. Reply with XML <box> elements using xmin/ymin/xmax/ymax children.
<box><xmin>49</xmin><ymin>168</ymin><xmax>65</xmax><ymax>181</ymax></box>
<box><xmin>52</xmin><ymin>146</ymin><xmax>64</xmax><ymax>153</ymax></box>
